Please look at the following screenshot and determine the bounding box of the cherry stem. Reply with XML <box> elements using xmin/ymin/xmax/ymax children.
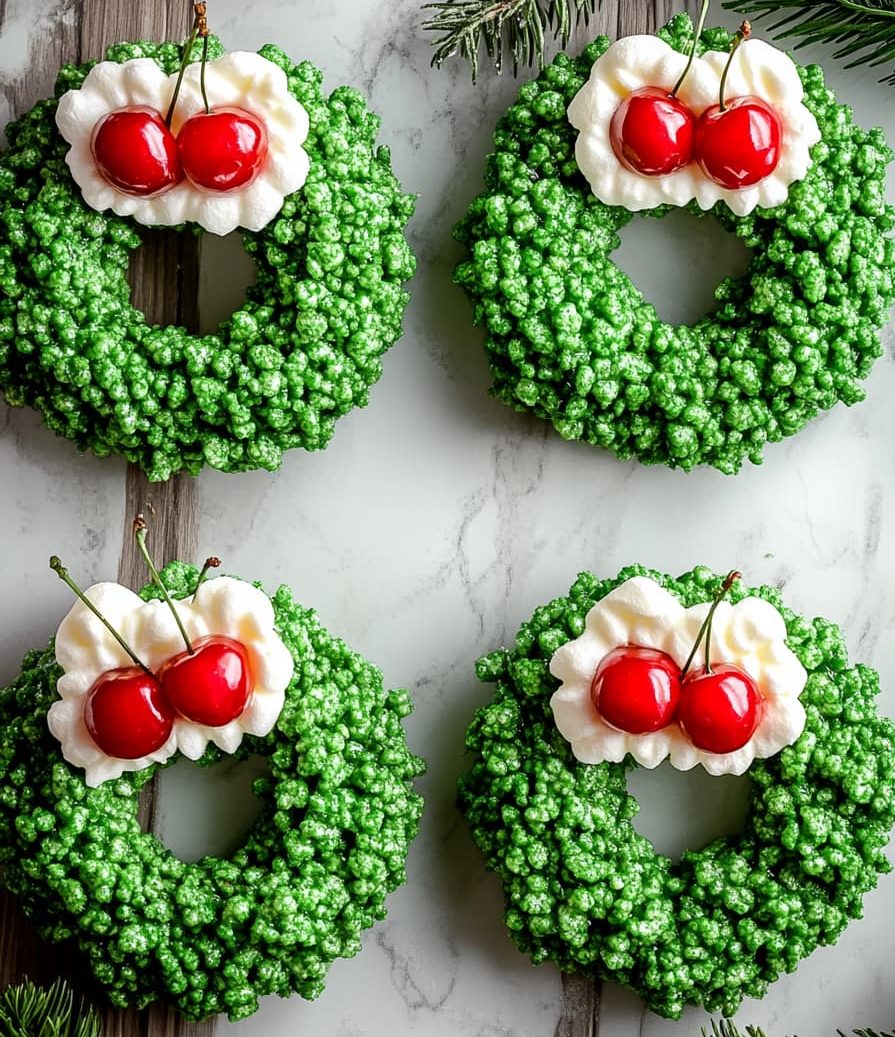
<box><xmin>164</xmin><ymin>1</ymin><xmax>211</xmax><ymax>128</ymax></box>
<box><xmin>671</xmin><ymin>0</ymin><xmax>710</xmax><ymax>98</ymax></box>
<box><xmin>133</xmin><ymin>515</ymin><xmax>194</xmax><ymax>655</ymax></box>
<box><xmin>193</xmin><ymin>556</ymin><xmax>221</xmax><ymax>599</ymax></box>
<box><xmin>719</xmin><ymin>20</ymin><xmax>751</xmax><ymax>113</ymax></box>
<box><xmin>200</xmin><ymin>32</ymin><xmax>210</xmax><ymax>115</ymax></box>
<box><xmin>680</xmin><ymin>570</ymin><xmax>741</xmax><ymax>678</ymax></box>
<box><xmin>164</xmin><ymin>24</ymin><xmax>199</xmax><ymax>127</ymax></box>
<box><xmin>49</xmin><ymin>556</ymin><xmax>152</xmax><ymax>675</ymax></box>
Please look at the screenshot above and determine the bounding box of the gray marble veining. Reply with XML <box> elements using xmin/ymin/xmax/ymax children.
<box><xmin>2</xmin><ymin>0</ymin><xmax>894</xmax><ymax>1034</ymax></box>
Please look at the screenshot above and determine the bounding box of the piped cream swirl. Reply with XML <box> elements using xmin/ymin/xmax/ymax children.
<box><xmin>549</xmin><ymin>575</ymin><xmax>807</xmax><ymax>776</ymax></box>
<box><xmin>56</xmin><ymin>52</ymin><xmax>310</xmax><ymax>235</ymax></box>
<box><xmin>48</xmin><ymin>575</ymin><xmax>294</xmax><ymax>787</ymax></box>
<box><xmin>567</xmin><ymin>36</ymin><xmax>821</xmax><ymax>216</ymax></box>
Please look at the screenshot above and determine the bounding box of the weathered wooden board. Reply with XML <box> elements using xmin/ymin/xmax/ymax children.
<box><xmin>0</xmin><ymin>1</ymin><xmax>204</xmax><ymax>1035</ymax></box>
<box><xmin>556</xmin><ymin>6</ymin><xmax>700</xmax><ymax>1035</ymax></box>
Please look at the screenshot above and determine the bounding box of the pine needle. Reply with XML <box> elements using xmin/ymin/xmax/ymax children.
<box><xmin>423</xmin><ymin>0</ymin><xmax>600</xmax><ymax>79</ymax></box>
<box><xmin>0</xmin><ymin>980</ymin><xmax>101</xmax><ymax>1037</ymax></box>
<box><xmin>724</xmin><ymin>1</ymin><xmax>895</xmax><ymax>83</ymax></box>
<box><xmin>702</xmin><ymin>1021</ymin><xmax>895</xmax><ymax>1037</ymax></box>
<box><xmin>703</xmin><ymin>1021</ymin><xmax>770</xmax><ymax>1037</ymax></box>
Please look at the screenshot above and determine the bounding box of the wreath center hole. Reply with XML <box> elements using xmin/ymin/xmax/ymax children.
<box><xmin>626</xmin><ymin>761</ymin><xmax>751</xmax><ymax>861</ymax></box>
<box><xmin>126</xmin><ymin>229</ymin><xmax>258</xmax><ymax>334</ymax></box>
<box><xmin>152</xmin><ymin>754</ymin><xmax>270</xmax><ymax>863</ymax></box>
<box><xmin>198</xmin><ymin>231</ymin><xmax>259</xmax><ymax>334</ymax></box>
<box><xmin>614</xmin><ymin>209</ymin><xmax>752</xmax><ymax>326</ymax></box>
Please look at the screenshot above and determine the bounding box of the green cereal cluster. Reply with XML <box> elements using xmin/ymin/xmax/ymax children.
<box><xmin>459</xmin><ymin>565</ymin><xmax>895</xmax><ymax>1017</ymax></box>
<box><xmin>0</xmin><ymin>39</ymin><xmax>415</xmax><ymax>481</ymax></box>
<box><xmin>0</xmin><ymin>563</ymin><xmax>425</xmax><ymax>1021</ymax></box>
<box><xmin>453</xmin><ymin>15</ymin><xmax>895</xmax><ymax>473</ymax></box>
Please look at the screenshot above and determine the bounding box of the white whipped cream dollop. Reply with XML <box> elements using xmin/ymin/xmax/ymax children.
<box><xmin>55</xmin><ymin>52</ymin><xmax>310</xmax><ymax>235</ymax></box>
<box><xmin>549</xmin><ymin>575</ymin><xmax>807</xmax><ymax>776</ymax></box>
<box><xmin>48</xmin><ymin>575</ymin><xmax>294</xmax><ymax>787</ymax></box>
<box><xmin>567</xmin><ymin>36</ymin><xmax>821</xmax><ymax>216</ymax></box>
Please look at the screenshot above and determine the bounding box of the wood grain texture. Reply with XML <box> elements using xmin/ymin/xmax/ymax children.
<box><xmin>558</xmin><ymin>6</ymin><xmax>701</xmax><ymax>1035</ymax></box>
<box><xmin>554</xmin><ymin>973</ymin><xmax>601</xmax><ymax>1037</ymax></box>
<box><xmin>571</xmin><ymin>0</ymin><xmax>700</xmax><ymax>48</ymax></box>
<box><xmin>120</xmin><ymin>463</ymin><xmax>200</xmax><ymax>841</ymax></box>
<box><xmin>0</xmin><ymin>2</ymin><xmax>206</xmax><ymax>1035</ymax></box>
<box><xmin>0</xmin><ymin>0</ymin><xmax>78</xmax><ymax>136</ymax></box>
<box><xmin>111</xmin><ymin>0</ymin><xmax>205</xmax><ymax>1030</ymax></box>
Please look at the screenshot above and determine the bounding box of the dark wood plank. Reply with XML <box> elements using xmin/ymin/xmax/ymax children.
<box><xmin>558</xmin><ymin>6</ymin><xmax>701</xmax><ymax>1034</ymax></box>
<box><xmin>0</xmin><ymin>2</ymin><xmax>206</xmax><ymax>1035</ymax></box>
<box><xmin>79</xmin><ymin>1</ymin><xmax>194</xmax><ymax>59</ymax></box>
<box><xmin>571</xmin><ymin>0</ymin><xmax>699</xmax><ymax>42</ymax></box>
<box><xmin>120</xmin><ymin>464</ymin><xmax>200</xmax><ymax>840</ymax></box>
<box><xmin>108</xmin><ymin>0</ymin><xmax>205</xmax><ymax>1031</ymax></box>
<box><xmin>554</xmin><ymin>973</ymin><xmax>601</xmax><ymax>1037</ymax></box>
<box><xmin>0</xmin><ymin>0</ymin><xmax>79</xmax><ymax>133</ymax></box>
<box><xmin>118</xmin><ymin>464</ymin><xmax>200</xmax><ymax>926</ymax></box>
<box><xmin>118</xmin><ymin>465</ymin><xmax>201</xmax><ymax>592</ymax></box>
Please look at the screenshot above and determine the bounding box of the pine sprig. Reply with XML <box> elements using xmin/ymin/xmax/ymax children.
<box><xmin>423</xmin><ymin>0</ymin><xmax>599</xmax><ymax>79</ymax></box>
<box><xmin>724</xmin><ymin>1</ymin><xmax>895</xmax><ymax>83</ymax></box>
<box><xmin>424</xmin><ymin>0</ymin><xmax>895</xmax><ymax>82</ymax></box>
<box><xmin>0</xmin><ymin>981</ymin><xmax>100</xmax><ymax>1037</ymax></box>
<box><xmin>704</xmin><ymin>1022</ymin><xmax>769</xmax><ymax>1037</ymax></box>
<box><xmin>703</xmin><ymin>1021</ymin><xmax>895</xmax><ymax>1037</ymax></box>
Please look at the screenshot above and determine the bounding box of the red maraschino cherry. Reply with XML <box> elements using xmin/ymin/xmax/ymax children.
<box><xmin>177</xmin><ymin>108</ymin><xmax>268</xmax><ymax>192</ymax></box>
<box><xmin>158</xmin><ymin>635</ymin><xmax>253</xmax><ymax>726</ymax></box>
<box><xmin>678</xmin><ymin>663</ymin><xmax>762</xmax><ymax>753</ymax></box>
<box><xmin>91</xmin><ymin>107</ymin><xmax>183</xmax><ymax>196</ymax></box>
<box><xmin>608</xmin><ymin>0</ymin><xmax>708</xmax><ymax>178</ymax></box>
<box><xmin>50</xmin><ymin>555</ymin><xmax>175</xmax><ymax>759</ymax></box>
<box><xmin>694</xmin><ymin>20</ymin><xmax>783</xmax><ymax>190</ymax></box>
<box><xmin>591</xmin><ymin>645</ymin><xmax>681</xmax><ymax>733</ymax></box>
<box><xmin>677</xmin><ymin>570</ymin><xmax>763</xmax><ymax>754</ymax></box>
<box><xmin>84</xmin><ymin>667</ymin><xmax>175</xmax><ymax>758</ymax></box>
<box><xmin>610</xmin><ymin>88</ymin><xmax>696</xmax><ymax>177</ymax></box>
<box><xmin>133</xmin><ymin>516</ymin><xmax>254</xmax><ymax>728</ymax></box>
<box><xmin>695</xmin><ymin>96</ymin><xmax>782</xmax><ymax>189</ymax></box>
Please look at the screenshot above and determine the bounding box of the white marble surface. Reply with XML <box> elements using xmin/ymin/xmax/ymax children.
<box><xmin>2</xmin><ymin>0</ymin><xmax>895</xmax><ymax>1034</ymax></box>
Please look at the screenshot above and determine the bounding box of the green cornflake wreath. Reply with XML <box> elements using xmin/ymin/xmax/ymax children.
<box><xmin>0</xmin><ymin>38</ymin><xmax>415</xmax><ymax>482</ymax></box>
<box><xmin>459</xmin><ymin>564</ymin><xmax>895</xmax><ymax>1018</ymax></box>
<box><xmin>0</xmin><ymin>562</ymin><xmax>424</xmax><ymax>1022</ymax></box>
<box><xmin>453</xmin><ymin>15</ymin><xmax>895</xmax><ymax>474</ymax></box>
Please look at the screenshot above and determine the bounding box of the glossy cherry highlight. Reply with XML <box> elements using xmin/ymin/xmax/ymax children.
<box><xmin>159</xmin><ymin>635</ymin><xmax>253</xmax><ymax>726</ymax></box>
<box><xmin>610</xmin><ymin>87</ymin><xmax>696</xmax><ymax>177</ymax></box>
<box><xmin>84</xmin><ymin>668</ymin><xmax>175</xmax><ymax>759</ymax></box>
<box><xmin>177</xmin><ymin>108</ymin><xmax>268</xmax><ymax>192</ymax></box>
<box><xmin>679</xmin><ymin>663</ymin><xmax>762</xmax><ymax>753</ymax></box>
<box><xmin>133</xmin><ymin>515</ymin><xmax>253</xmax><ymax>727</ymax></box>
<box><xmin>695</xmin><ymin>96</ymin><xmax>782</xmax><ymax>189</ymax></box>
<box><xmin>91</xmin><ymin>107</ymin><xmax>183</xmax><ymax>196</ymax></box>
<box><xmin>591</xmin><ymin>645</ymin><xmax>682</xmax><ymax>734</ymax></box>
